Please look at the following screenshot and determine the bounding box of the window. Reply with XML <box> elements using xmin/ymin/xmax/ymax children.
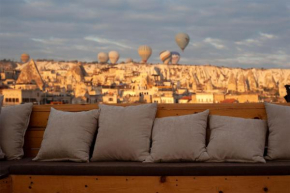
<box><xmin>5</xmin><ymin>98</ymin><xmax>8</xmax><ymax>102</ymax></box>
<box><xmin>109</xmin><ymin>98</ymin><xmax>113</xmax><ymax>102</ymax></box>
<box><xmin>16</xmin><ymin>98</ymin><xmax>19</xmax><ymax>103</ymax></box>
<box><xmin>12</xmin><ymin>98</ymin><xmax>15</xmax><ymax>102</ymax></box>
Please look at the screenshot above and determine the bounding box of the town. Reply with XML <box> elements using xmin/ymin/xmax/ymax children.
<box><xmin>0</xmin><ymin>58</ymin><xmax>289</xmax><ymax>106</ymax></box>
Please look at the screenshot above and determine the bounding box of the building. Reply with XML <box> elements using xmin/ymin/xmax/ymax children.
<box><xmin>15</xmin><ymin>83</ymin><xmax>39</xmax><ymax>90</ymax></box>
<box><xmin>161</xmin><ymin>96</ymin><xmax>175</xmax><ymax>103</ymax></box>
<box><xmin>225</xmin><ymin>94</ymin><xmax>259</xmax><ymax>103</ymax></box>
<box><xmin>1</xmin><ymin>89</ymin><xmax>42</xmax><ymax>106</ymax></box>
<box><xmin>43</xmin><ymin>92</ymin><xmax>73</xmax><ymax>104</ymax></box>
<box><xmin>196</xmin><ymin>93</ymin><xmax>214</xmax><ymax>103</ymax></box>
<box><xmin>178</xmin><ymin>96</ymin><xmax>192</xmax><ymax>103</ymax></box>
<box><xmin>102</xmin><ymin>94</ymin><xmax>118</xmax><ymax>104</ymax></box>
<box><xmin>152</xmin><ymin>96</ymin><xmax>161</xmax><ymax>103</ymax></box>
<box><xmin>213</xmin><ymin>93</ymin><xmax>225</xmax><ymax>103</ymax></box>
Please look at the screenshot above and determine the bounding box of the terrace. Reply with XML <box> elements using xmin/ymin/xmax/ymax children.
<box><xmin>1</xmin><ymin>101</ymin><xmax>290</xmax><ymax>192</ymax></box>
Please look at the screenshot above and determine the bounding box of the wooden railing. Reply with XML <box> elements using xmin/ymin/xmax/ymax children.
<box><xmin>24</xmin><ymin>103</ymin><xmax>290</xmax><ymax>157</ymax></box>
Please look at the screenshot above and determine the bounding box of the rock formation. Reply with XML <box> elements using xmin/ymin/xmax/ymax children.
<box><xmin>16</xmin><ymin>59</ymin><xmax>44</xmax><ymax>90</ymax></box>
<box><xmin>264</xmin><ymin>72</ymin><xmax>277</xmax><ymax>90</ymax></box>
<box><xmin>237</xmin><ymin>73</ymin><xmax>247</xmax><ymax>93</ymax></box>
<box><xmin>3</xmin><ymin>59</ymin><xmax>290</xmax><ymax>98</ymax></box>
<box><xmin>246</xmin><ymin>71</ymin><xmax>258</xmax><ymax>91</ymax></box>
<box><xmin>227</xmin><ymin>73</ymin><xmax>237</xmax><ymax>93</ymax></box>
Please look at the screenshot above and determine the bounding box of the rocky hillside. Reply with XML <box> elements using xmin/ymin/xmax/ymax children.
<box><xmin>2</xmin><ymin>60</ymin><xmax>290</xmax><ymax>94</ymax></box>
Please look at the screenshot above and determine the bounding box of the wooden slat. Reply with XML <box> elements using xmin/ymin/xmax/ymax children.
<box><xmin>29</xmin><ymin>112</ymin><xmax>49</xmax><ymax>128</ymax></box>
<box><xmin>0</xmin><ymin>176</ymin><xmax>12</xmax><ymax>193</ymax></box>
<box><xmin>156</xmin><ymin>108</ymin><xmax>267</xmax><ymax>119</ymax></box>
<box><xmin>30</xmin><ymin>103</ymin><xmax>290</xmax><ymax>112</ymax></box>
<box><xmin>24</xmin><ymin>138</ymin><xmax>43</xmax><ymax>149</ymax></box>
<box><xmin>28</xmin><ymin>103</ymin><xmax>280</xmax><ymax>127</ymax></box>
<box><xmin>11</xmin><ymin>175</ymin><xmax>290</xmax><ymax>193</ymax></box>
<box><xmin>28</xmin><ymin>109</ymin><xmax>268</xmax><ymax>128</ymax></box>
<box><xmin>25</xmin><ymin>130</ymin><xmax>45</xmax><ymax>137</ymax></box>
<box><xmin>24</xmin><ymin>130</ymin><xmax>44</xmax><ymax>157</ymax></box>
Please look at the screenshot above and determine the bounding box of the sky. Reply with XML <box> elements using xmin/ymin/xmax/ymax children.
<box><xmin>0</xmin><ymin>0</ymin><xmax>290</xmax><ymax>69</ymax></box>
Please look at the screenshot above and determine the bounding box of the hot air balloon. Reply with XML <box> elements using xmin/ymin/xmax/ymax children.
<box><xmin>138</xmin><ymin>45</ymin><xmax>152</xmax><ymax>63</ymax></box>
<box><xmin>159</xmin><ymin>50</ymin><xmax>172</xmax><ymax>64</ymax></box>
<box><xmin>171</xmin><ymin>51</ymin><xmax>180</xmax><ymax>64</ymax></box>
<box><xmin>175</xmin><ymin>33</ymin><xmax>190</xmax><ymax>51</ymax></box>
<box><xmin>108</xmin><ymin>51</ymin><xmax>119</xmax><ymax>64</ymax></box>
<box><xmin>126</xmin><ymin>58</ymin><xmax>133</xmax><ymax>63</ymax></box>
<box><xmin>97</xmin><ymin>52</ymin><xmax>109</xmax><ymax>64</ymax></box>
<box><xmin>21</xmin><ymin>53</ymin><xmax>30</xmax><ymax>63</ymax></box>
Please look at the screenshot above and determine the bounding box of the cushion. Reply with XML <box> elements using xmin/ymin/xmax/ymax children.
<box><xmin>0</xmin><ymin>164</ymin><xmax>9</xmax><ymax>179</ymax></box>
<box><xmin>207</xmin><ymin>115</ymin><xmax>267</xmax><ymax>163</ymax></box>
<box><xmin>91</xmin><ymin>103</ymin><xmax>157</xmax><ymax>161</ymax></box>
<box><xmin>3</xmin><ymin>157</ymin><xmax>290</xmax><ymax>176</ymax></box>
<box><xmin>145</xmin><ymin>110</ymin><xmax>210</xmax><ymax>162</ymax></box>
<box><xmin>265</xmin><ymin>103</ymin><xmax>290</xmax><ymax>160</ymax></box>
<box><xmin>33</xmin><ymin>108</ymin><xmax>99</xmax><ymax>162</ymax></box>
<box><xmin>0</xmin><ymin>103</ymin><xmax>33</xmax><ymax>160</ymax></box>
<box><xmin>0</xmin><ymin>147</ymin><xmax>4</xmax><ymax>160</ymax></box>
<box><xmin>0</xmin><ymin>95</ymin><xmax>3</xmax><ymax>113</ymax></box>
<box><xmin>0</xmin><ymin>95</ymin><xmax>4</xmax><ymax>160</ymax></box>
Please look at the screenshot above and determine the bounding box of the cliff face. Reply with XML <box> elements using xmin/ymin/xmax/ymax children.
<box><xmin>8</xmin><ymin>60</ymin><xmax>290</xmax><ymax>94</ymax></box>
<box><xmin>66</xmin><ymin>64</ymin><xmax>86</xmax><ymax>83</ymax></box>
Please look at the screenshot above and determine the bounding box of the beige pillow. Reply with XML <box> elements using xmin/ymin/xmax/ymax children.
<box><xmin>91</xmin><ymin>103</ymin><xmax>157</xmax><ymax>161</ymax></box>
<box><xmin>0</xmin><ymin>103</ymin><xmax>33</xmax><ymax>160</ymax></box>
<box><xmin>207</xmin><ymin>115</ymin><xmax>267</xmax><ymax>163</ymax></box>
<box><xmin>265</xmin><ymin>103</ymin><xmax>290</xmax><ymax>160</ymax></box>
<box><xmin>145</xmin><ymin>110</ymin><xmax>210</xmax><ymax>162</ymax></box>
<box><xmin>34</xmin><ymin>108</ymin><xmax>99</xmax><ymax>162</ymax></box>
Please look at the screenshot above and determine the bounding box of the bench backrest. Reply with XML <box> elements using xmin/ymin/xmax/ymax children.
<box><xmin>24</xmin><ymin>103</ymin><xmax>290</xmax><ymax>157</ymax></box>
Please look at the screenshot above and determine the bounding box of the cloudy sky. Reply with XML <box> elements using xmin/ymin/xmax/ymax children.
<box><xmin>0</xmin><ymin>0</ymin><xmax>290</xmax><ymax>69</ymax></box>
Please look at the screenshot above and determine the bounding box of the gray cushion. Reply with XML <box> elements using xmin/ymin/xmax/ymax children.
<box><xmin>91</xmin><ymin>103</ymin><xmax>157</xmax><ymax>161</ymax></box>
<box><xmin>0</xmin><ymin>95</ymin><xmax>3</xmax><ymax>113</ymax></box>
<box><xmin>0</xmin><ymin>147</ymin><xmax>4</xmax><ymax>160</ymax></box>
<box><xmin>265</xmin><ymin>103</ymin><xmax>290</xmax><ymax>160</ymax></box>
<box><xmin>0</xmin><ymin>95</ymin><xmax>4</xmax><ymax>160</ymax></box>
<box><xmin>207</xmin><ymin>115</ymin><xmax>267</xmax><ymax>163</ymax></box>
<box><xmin>34</xmin><ymin>108</ymin><xmax>99</xmax><ymax>162</ymax></box>
<box><xmin>0</xmin><ymin>103</ymin><xmax>33</xmax><ymax>160</ymax></box>
<box><xmin>3</xmin><ymin>157</ymin><xmax>290</xmax><ymax>176</ymax></box>
<box><xmin>145</xmin><ymin>110</ymin><xmax>210</xmax><ymax>162</ymax></box>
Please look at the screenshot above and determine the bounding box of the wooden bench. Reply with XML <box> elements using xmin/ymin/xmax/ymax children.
<box><xmin>1</xmin><ymin>103</ymin><xmax>290</xmax><ymax>193</ymax></box>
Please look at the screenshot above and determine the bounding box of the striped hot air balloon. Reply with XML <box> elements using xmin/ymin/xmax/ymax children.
<box><xmin>171</xmin><ymin>51</ymin><xmax>180</xmax><ymax>64</ymax></box>
<box><xmin>159</xmin><ymin>50</ymin><xmax>172</xmax><ymax>64</ymax></box>
<box><xmin>21</xmin><ymin>53</ymin><xmax>30</xmax><ymax>63</ymax></box>
<box><xmin>138</xmin><ymin>45</ymin><xmax>152</xmax><ymax>63</ymax></box>
<box><xmin>108</xmin><ymin>51</ymin><xmax>119</xmax><ymax>64</ymax></box>
<box><xmin>175</xmin><ymin>33</ymin><xmax>190</xmax><ymax>51</ymax></box>
<box><xmin>97</xmin><ymin>52</ymin><xmax>109</xmax><ymax>64</ymax></box>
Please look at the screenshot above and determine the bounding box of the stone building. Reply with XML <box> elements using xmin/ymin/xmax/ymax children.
<box><xmin>1</xmin><ymin>89</ymin><xmax>42</xmax><ymax>106</ymax></box>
